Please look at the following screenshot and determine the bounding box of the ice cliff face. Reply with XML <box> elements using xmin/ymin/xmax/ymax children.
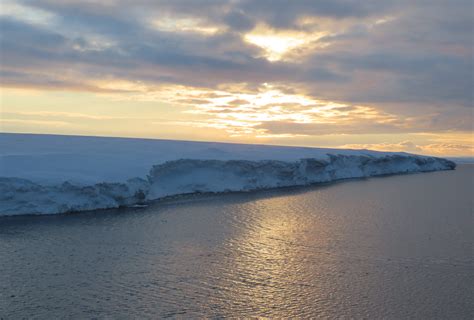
<box><xmin>0</xmin><ymin>177</ymin><xmax>149</xmax><ymax>216</ymax></box>
<box><xmin>147</xmin><ymin>155</ymin><xmax>455</xmax><ymax>198</ymax></box>
<box><xmin>0</xmin><ymin>154</ymin><xmax>455</xmax><ymax>216</ymax></box>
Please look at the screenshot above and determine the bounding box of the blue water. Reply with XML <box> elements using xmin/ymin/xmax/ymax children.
<box><xmin>1</xmin><ymin>165</ymin><xmax>473</xmax><ymax>318</ymax></box>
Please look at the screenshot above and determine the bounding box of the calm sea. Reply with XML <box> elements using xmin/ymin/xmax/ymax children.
<box><xmin>1</xmin><ymin>165</ymin><xmax>473</xmax><ymax>318</ymax></box>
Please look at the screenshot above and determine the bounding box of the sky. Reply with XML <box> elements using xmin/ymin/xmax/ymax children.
<box><xmin>1</xmin><ymin>0</ymin><xmax>473</xmax><ymax>156</ymax></box>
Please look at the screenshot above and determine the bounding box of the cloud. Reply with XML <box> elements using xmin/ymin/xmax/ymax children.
<box><xmin>0</xmin><ymin>0</ymin><xmax>472</xmax><ymax>143</ymax></box>
<box><xmin>1</xmin><ymin>118</ymin><xmax>71</xmax><ymax>127</ymax></box>
<box><xmin>341</xmin><ymin>141</ymin><xmax>474</xmax><ymax>157</ymax></box>
<box><xmin>2</xmin><ymin>111</ymin><xmax>167</xmax><ymax>122</ymax></box>
<box><xmin>131</xmin><ymin>83</ymin><xmax>448</xmax><ymax>137</ymax></box>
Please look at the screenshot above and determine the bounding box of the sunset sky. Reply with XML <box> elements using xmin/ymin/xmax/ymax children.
<box><xmin>1</xmin><ymin>0</ymin><xmax>473</xmax><ymax>156</ymax></box>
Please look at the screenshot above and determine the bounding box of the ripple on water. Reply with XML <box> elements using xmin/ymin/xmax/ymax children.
<box><xmin>0</xmin><ymin>166</ymin><xmax>473</xmax><ymax>318</ymax></box>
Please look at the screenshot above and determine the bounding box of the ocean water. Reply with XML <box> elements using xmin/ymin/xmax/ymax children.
<box><xmin>1</xmin><ymin>165</ymin><xmax>473</xmax><ymax>318</ymax></box>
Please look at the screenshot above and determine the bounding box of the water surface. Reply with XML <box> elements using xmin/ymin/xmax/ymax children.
<box><xmin>1</xmin><ymin>165</ymin><xmax>473</xmax><ymax>318</ymax></box>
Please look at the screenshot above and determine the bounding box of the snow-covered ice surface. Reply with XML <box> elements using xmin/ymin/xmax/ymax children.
<box><xmin>0</xmin><ymin>133</ymin><xmax>456</xmax><ymax>216</ymax></box>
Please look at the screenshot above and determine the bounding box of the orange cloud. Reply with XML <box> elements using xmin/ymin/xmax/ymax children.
<box><xmin>341</xmin><ymin>141</ymin><xmax>473</xmax><ymax>157</ymax></box>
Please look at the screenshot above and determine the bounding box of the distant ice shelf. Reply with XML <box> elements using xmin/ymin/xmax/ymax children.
<box><xmin>0</xmin><ymin>139</ymin><xmax>455</xmax><ymax>216</ymax></box>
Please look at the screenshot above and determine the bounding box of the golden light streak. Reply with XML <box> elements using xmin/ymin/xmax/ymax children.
<box><xmin>152</xmin><ymin>17</ymin><xmax>221</xmax><ymax>35</ymax></box>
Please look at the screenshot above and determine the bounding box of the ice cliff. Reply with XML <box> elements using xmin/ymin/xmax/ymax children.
<box><xmin>0</xmin><ymin>154</ymin><xmax>455</xmax><ymax>216</ymax></box>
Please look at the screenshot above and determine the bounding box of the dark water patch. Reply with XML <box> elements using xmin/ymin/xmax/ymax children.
<box><xmin>1</xmin><ymin>165</ymin><xmax>472</xmax><ymax>318</ymax></box>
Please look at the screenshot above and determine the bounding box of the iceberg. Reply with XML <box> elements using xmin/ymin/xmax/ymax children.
<box><xmin>0</xmin><ymin>133</ymin><xmax>455</xmax><ymax>217</ymax></box>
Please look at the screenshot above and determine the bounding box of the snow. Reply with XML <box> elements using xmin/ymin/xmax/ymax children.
<box><xmin>0</xmin><ymin>133</ymin><xmax>456</xmax><ymax>216</ymax></box>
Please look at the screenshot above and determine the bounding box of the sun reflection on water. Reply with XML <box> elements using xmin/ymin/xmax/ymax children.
<box><xmin>206</xmin><ymin>194</ymin><xmax>335</xmax><ymax>316</ymax></box>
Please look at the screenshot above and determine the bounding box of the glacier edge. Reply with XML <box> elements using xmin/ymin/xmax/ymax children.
<box><xmin>0</xmin><ymin>154</ymin><xmax>456</xmax><ymax>216</ymax></box>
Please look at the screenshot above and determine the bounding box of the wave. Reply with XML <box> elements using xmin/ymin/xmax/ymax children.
<box><xmin>0</xmin><ymin>154</ymin><xmax>456</xmax><ymax>216</ymax></box>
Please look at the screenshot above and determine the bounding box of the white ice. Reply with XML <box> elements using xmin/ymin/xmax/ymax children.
<box><xmin>0</xmin><ymin>133</ymin><xmax>455</xmax><ymax>216</ymax></box>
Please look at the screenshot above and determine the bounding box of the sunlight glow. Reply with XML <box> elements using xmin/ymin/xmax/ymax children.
<box><xmin>129</xmin><ymin>83</ymin><xmax>398</xmax><ymax>137</ymax></box>
<box><xmin>244</xmin><ymin>34</ymin><xmax>306</xmax><ymax>61</ymax></box>
<box><xmin>244</xmin><ymin>24</ymin><xmax>328</xmax><ymax>61</ymax></box>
